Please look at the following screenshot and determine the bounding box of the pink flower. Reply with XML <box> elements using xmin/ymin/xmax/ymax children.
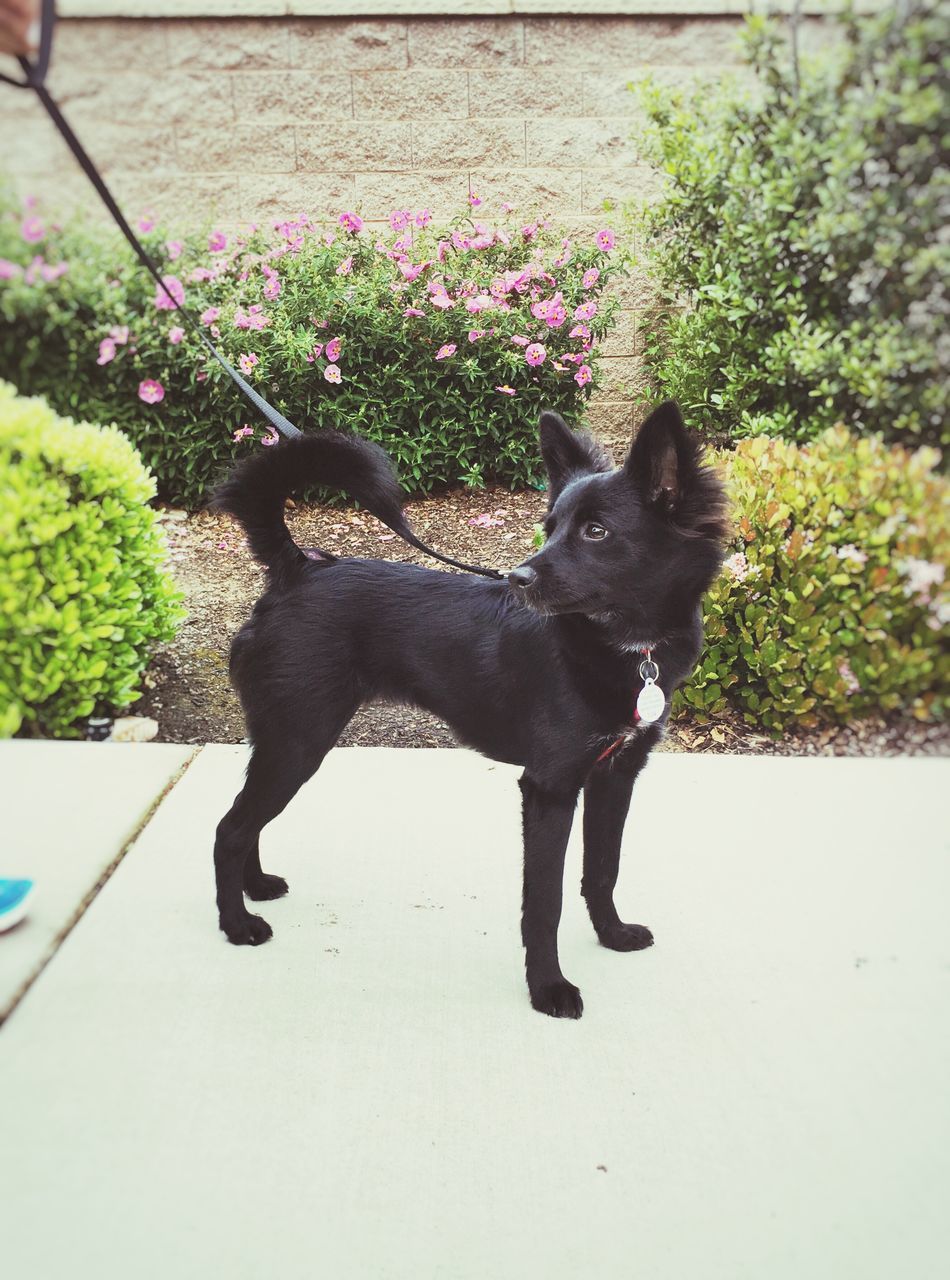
<box><xmin>21</xmin><ymin>216</ymin><xmax>44</xmax><ymax>243</ymax></box>
<box><xmin>574</xmin><ymin>364</ymin><xmax>592</xmax><ymax>387</ymax></box>
<box><xmin>138</xmin><ymin>379</ymin><xmax>165</xmax><ymax>404</ymax></box>
<box><xmin>324</xmin><ymin>364</ymin><xmax>342</xmax><ymax>384</ymax></box>
<box><xmin>469</xmin><ymin>191</ymin><xmax>482</xmax><ymax>207</ymax></box>
<box><xmin>389</xmin><ymin>209</ymin><xmax>409</xmax><ymax>232</ymax></box>
<box><xmin>467</xmin><ymin>329</ymin><xmax>485</xmax><ymax>342</ymax></box>
<box><xmin>239</xmin><ymin>353</ymin><xmax>259</xmax><ymax>374</ymax></box>
<box><xmin>137</xmin><ymin>214</ymin><xmax>155</xmax><ymax>233</ymax></box>
<box><xmin>415</xmin><ymin>209</ymin><xmax>432</xmax><ymax>228</ymax></box>
<box><xmin>430</xmin><ymin>290</ymin><xmax>454</xmax><ymax>310</ymax></box>
<box><xmin>23</xmin><ymin>255</ymin><xmax>45</xmax><ymax>286</ymax></box>
<box><xmin>569</xmin><ymin>323</ymin><xmax>591</xmax><ymax>340</ymax></box>
<box><xmin>96</xmin><ymin>338</ymin><xmax>116</xmax><ymax>366</ymax></box>
<box><xmin>0</xmin><ymin>259</ymin><xmax>22</xmax><ymax>280</ymax></box>
<box><xmin>166</xmin><ymin>240</ymin><xmax>183</xmax><ymax>261</ymax></box>
<box><xmin>262</xmin><ymin>429</ymin><xmax>280</xmax><ymax>447</ymax></box>
<box><xmin>40</xmin><ymin>261</ymin><xmax>69</xmax><ymax>283</ymax></box>
<box><xmin>465</xmin><ymin>294</ymin><xmax>494</xmax><ymax>314</ymax></box>
<box><xmin>573</xmin><ymin>300</ymin><xmax>597</xmax><ymax>322</ymax></box>
<box><xmin>435</xmin><ymin>343</ymin><xmax>457</xmax><ymax>360</ymax></box>
<box><xmin>109</xmin><ymin>325</ymin><xmax>130</xmax><ymax>344</ymax></box>
<box><xmin>403</xmin><ymin>307</ymin><xmax>425</xmax><ymax>318</ymax></box>
<box><xmin>312</xmin><ymin>342</ymin><xmax>324</xmax><ymax>359</ymax></box>
<box><xmin>325</xmin><ymin>336</ymin><xmax>342</xmax><ymax>362</ymax></box>
<box><xmin>234</xmin><ymin>305</ymin><xmax>269</xmax><ymax>331</ymax></box>
<box><xmin>336</xmin><ymin>256</ymin><xmax>353</xmax><ymax>276</ymax></box>
<box><xmin>189</xmin><ymin>267</ymin><xmax>214</xmax><ymax>283</ymax></box>
<box><xmin>525</xmin><ymin>343</ymin><xmax>546</xmax><ymax>367</ymax></box>
<box><xmin>521</xmin><ymin>223</ymin><xmax>538</xmax><ymax>242</ymax></box>
<box><xmin>233</xmin><ymin>425</ymin><xmax>254</xmax><ymax>442</ymax></box>
<box><xmin>154</xmin><ymin>275</ymin><xmax>185</xmax><ymax>311</ymax></box>
<box><xmin>553</xmin><ymin>240</ymin><xmax>572</xmax><ymax>268</ymax></box>
<box><xmin>200</xmin><ymin>306</ymin><xmax>220</xmax><ymax>325</ymax></box>
<box><xmin>511</xmin><ymin>335</ymin><xmax>530</xmax><ymax>346</ymax></box>
<box><xmin>596</xmin><ymin>228</ymin><xmax>616</xmax><ymax>252</ymax></box>
<box><xmin>582</xmin><ymin>268</ymin><xmax>600</xmax><ymax>289</ymax></box>
<box><xmin>208</xmin><ymin>230</ymin><xmax>228</xmax><ymax>253</ymax></box>
<box><xmin>196</xmin><ymin>370</ymin><xmax>208</xmax><ymax>383</ymax></box>
<box><xmin>452</xmin><ymin>229</ymin><xmax>471</xmax><ymax>253</ymax></box>
<box><xmin>495</xmin><ymin>385</ymin><xmax>517</xmax><ymax>396</ymax></box>
<box><xmin>339</xmin><ymin>212</ymin><xmax>363</xmax><ymax>234</ymax></box>
<box><xmin>398</xmin><ymin>260</ymin><xmax>427</xmax><ymax>283</ymax></box>
<box><xmin>263</xmin><ymin>273</ymin><xmax>281</xmax><ymax>300</ymax></box>
<box><xmin>168</xmin><ymin>326</ymin><xmax>185</xmax><ymax>345</ymax></box>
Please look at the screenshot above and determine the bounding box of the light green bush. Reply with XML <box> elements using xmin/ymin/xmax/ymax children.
<box><xmin>0</xmin><ymin>381</ymin><xmax>184</xmax><ymax>737</ymax></box>
<box><xmin>679</xmin><ymin>428</ymin><xmax>949</xmax><ymax>731</ymax></box>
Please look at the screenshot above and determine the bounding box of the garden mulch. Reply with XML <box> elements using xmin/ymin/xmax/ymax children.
<box><xmin>137</xmin><ymin>491</ymin><xmax>949</xmax><ymax>758</ymax></box>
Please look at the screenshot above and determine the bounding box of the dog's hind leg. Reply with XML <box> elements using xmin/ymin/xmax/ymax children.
<box><xmin>581</xmin><ymin>748</ymin><xmax>654</xmax><ymax>952</ymax></box>
<box><xmin>214</xmin><ymin>718</ymin><xmax>349</xmax><ymax>945</ymax></box>
<box><xmin>519</xmin><ymin>774</ymin><xmax>583</xmax><ymax>1018</ymax></box>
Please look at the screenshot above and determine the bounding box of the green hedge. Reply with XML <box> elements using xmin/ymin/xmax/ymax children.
<box><xmin>0</xmin><ymin>195</ymin><xmax>624</xmax><ymax>507</ymax></box>
<box><xmin>0</xmin><ymin>381</ymin><xmax>184</xmax><ymax>737</ymax></box>
<box><xmin>679</xmin><ymin>428</ymin><xmax>949</xmax><ymax>731</ymax></box>
<box><xmin>633</xmin><ymin>2</ymin><xmax>948</xmax><ymax>450</ymax></box>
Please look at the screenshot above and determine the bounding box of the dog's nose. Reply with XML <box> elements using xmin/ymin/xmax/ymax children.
<box><xmin>508</xmin><ymin>565</ymin><xmax>538</xmax><ymax>590</ymax></box>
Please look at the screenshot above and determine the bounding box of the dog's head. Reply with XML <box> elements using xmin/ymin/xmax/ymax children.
<box><xmin>508</xmin><ymin>402</ymin><xmax>728</xmax><ymax>640</ymax></box>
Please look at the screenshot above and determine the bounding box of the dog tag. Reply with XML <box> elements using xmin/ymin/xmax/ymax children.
<box><xmin>636</xmin><ymin>679</ymin><xmax>666</xmax><ymax>724</ymax></box>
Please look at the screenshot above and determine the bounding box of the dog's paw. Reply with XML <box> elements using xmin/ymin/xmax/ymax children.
<box><xmin>221</xmin><ymin>913</ymin><xmax>273</xmax><ymax>946</ymax></box>
<box><xmin>598</xmin><ymin>922</ymin><xmax>654</xmax><ymax>952</ymax></box>
<box><xmin>530</xmin><ymin>979</ymin><xmax>584</xmax><ymax>1019</ymax></box>
<box><xmin>244</xmin><ymin>873</ymin><xmax>289</xmax><ymax>902</ymax></box>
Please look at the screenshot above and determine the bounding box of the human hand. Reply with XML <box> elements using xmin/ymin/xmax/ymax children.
<box><xmin>0</xmin><ymin>0</ymin><xmax>40</xmax><ymax>57</ymax></box>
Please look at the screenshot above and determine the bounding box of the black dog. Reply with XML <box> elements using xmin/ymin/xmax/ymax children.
<box><xmin>212</xmin><ymin>402</ymin><xmax>727</xmax><ymax>1017</ymax></box>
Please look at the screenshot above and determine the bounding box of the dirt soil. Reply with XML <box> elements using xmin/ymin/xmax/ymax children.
<box><xmin>137</xmin><ymin>490</ymin><xmax>949</xmax><ymax>758</ymax></box>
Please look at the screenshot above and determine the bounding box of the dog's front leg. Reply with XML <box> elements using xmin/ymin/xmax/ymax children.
<box><xmin>582</xmin><ymin>754</ymin><xmax>654</xmax><ymax>952</ymax></box>
<box><xmin>519</xmin><ymin>774</ymin><xmax>583</xmax><ymax>1019</ymax></box>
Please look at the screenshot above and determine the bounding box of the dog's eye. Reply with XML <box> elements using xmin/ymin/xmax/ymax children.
<box><xmin>582</xmin><ymin>522</ymin><xmax>608</xmax><ymax>541</ymax></box>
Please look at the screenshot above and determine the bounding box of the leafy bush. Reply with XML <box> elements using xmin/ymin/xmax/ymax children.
<box><xmin>0</xmin><ymin>381</ymin><xmax>184</xmax><ymax>738</ymax></box>
<box><xmin>633</xmin><ymin>2</ymin><xmax>948</xmax><ymax>449</ymax></box>
<box><xmin>0</xmin><ymin>195</ymin><xmax>624</xmax><ymax>507</ymax></box>
<box><xmin>679</xmin><ymin>428</ymin><xmax>949</xmax><ymax>731</ymax></box>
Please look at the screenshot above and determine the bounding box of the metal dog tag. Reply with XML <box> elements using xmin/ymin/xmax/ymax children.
<box><xmin>636</xmin><ymin>679</ymin><xmax>666</xmax><ymax>724</ymax></box>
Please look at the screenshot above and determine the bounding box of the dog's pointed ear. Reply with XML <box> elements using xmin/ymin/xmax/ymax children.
<box><xmin>539</xmin><ymin>410</ymin><xmax>611</xmax><ymax>506</ymax></box>
<box><xmin>624</xmin><ymin>401</ymin><xmax>694</xmax><ymax>515</ymax></box>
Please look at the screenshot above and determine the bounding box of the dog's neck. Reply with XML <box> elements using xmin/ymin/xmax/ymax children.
<box><xmin>586</xmin><ymin>612</ymin><xmax>663</xmax><ymax>657</ymax></box>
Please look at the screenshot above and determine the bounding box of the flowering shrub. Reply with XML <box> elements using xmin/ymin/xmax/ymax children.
<box><xmin>633</xmin><ymin>2</ymin><xmax>948</xmax><ymax>449</ymax></box>
<box><xmin>678</xmin><ymin>428</ymin><xmax>949</xmax><ymax>731</ymax></box>
<box><xmin>0</xmin><ymin>381</ymin><xmax>183</xmax><ymax>738</ymax></box>
<box><xmin>0</xmin><ymin>192</ymin><xmax>623</xmax><ymax>507</ymax></box>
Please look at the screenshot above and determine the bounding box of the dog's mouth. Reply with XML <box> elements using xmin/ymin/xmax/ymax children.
<box><xmin>507</xmin><ymin>576</ymin><xmax>583</xmax><ymax>617</ymax></box>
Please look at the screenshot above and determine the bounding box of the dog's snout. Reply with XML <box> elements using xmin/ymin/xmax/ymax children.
<box><xmin>508</xmin><ymin>565</ymin><xmax>538</xmax><ymax>590</ymax></box>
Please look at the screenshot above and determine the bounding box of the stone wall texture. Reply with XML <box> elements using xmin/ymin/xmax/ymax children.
<box><xmin>0</xmin><ymin>12</ymin><xmax>827</xmax><ymax>443</ymax></box>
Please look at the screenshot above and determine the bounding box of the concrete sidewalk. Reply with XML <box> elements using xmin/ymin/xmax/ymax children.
<box><xmin>1</xmin><ymin>746</ymin><xmax>948</xmax><ymax>1279</ymax></box>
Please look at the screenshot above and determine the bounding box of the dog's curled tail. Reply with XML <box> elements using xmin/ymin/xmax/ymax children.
<box><xmin>212</xmin><ymin>432</ymin><xmax>503</xmax><ymax>585</ymax></box>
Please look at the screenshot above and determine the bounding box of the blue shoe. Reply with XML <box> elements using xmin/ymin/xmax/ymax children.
<box><xmin>0</xmin><ymin>880</ymin><xmax>34</xmax><ymax>932</ymax></box>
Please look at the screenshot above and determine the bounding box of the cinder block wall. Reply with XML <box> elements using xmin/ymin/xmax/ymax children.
<box><xmin>0</xmin><ymin>12</ymin><xmax>818</xmax><ymax>443</ymax></box>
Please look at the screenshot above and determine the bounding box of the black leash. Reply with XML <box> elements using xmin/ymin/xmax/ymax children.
<box><xmin>0</xmin><ymin>1</ymin><xmax>505</xmax><ymax>581</ymax></box>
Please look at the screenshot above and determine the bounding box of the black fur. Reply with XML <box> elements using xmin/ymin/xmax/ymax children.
<box><xmin>212</xmin><ymin>401</ymin><xmax>728</xmax><ymax>1018</ymax></box>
